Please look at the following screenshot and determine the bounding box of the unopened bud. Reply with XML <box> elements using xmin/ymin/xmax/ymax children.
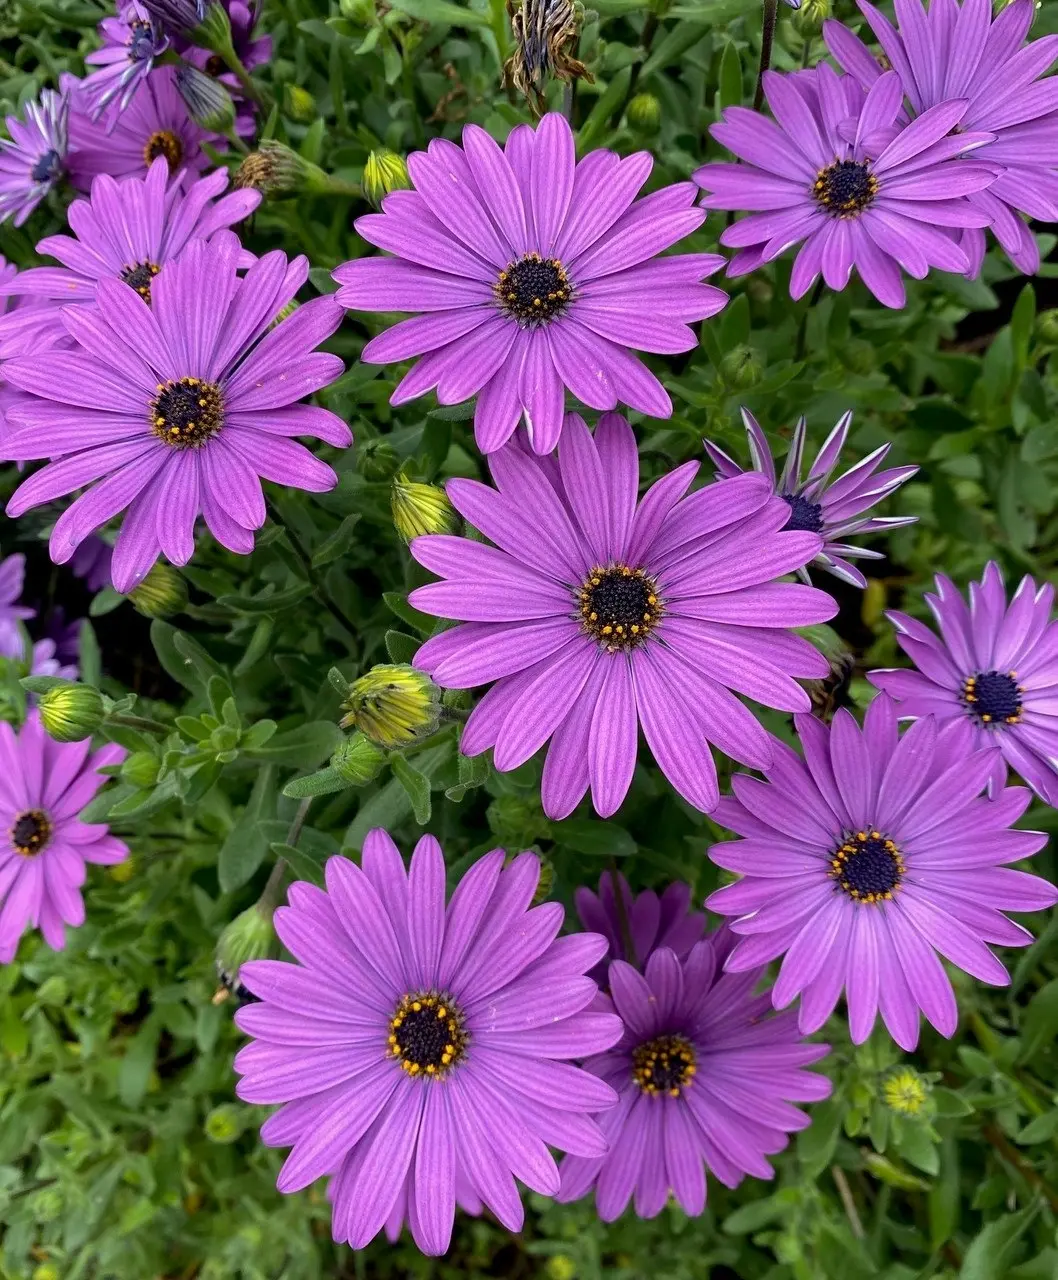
<box><xmin>357</xmin><ymin>438</ymin><xmax>399</xmax><ymax>481</ymax></box>
<box><xmin>205</xmin><ymin>1103</ymin><xmax>246</xmax><ymax>1143</ymax></box>
<box><xmin>626</xmin><ymin>92</ymin><xmax>661</xmax><ymax>135</ymax></box>
<box><xmin>1035</xmin><ymin>308</ymin><xmax>1058</xmax><ymax>345</ymax></box>
<box><xmin>284</xmin><ymin>84</ymin><xmax>317</xmax><ymax>123</ymax></box>
<box><xmin>793</xmin><ymin>0</ymin><xmax>829</xmax><ymax>31</ymax></box>
<box><xmin>331</xmin><ymin>733</ymin><xmax>386</xmax><ymax>784</ymax></box>
<box><xmin>214</xmin><ymin>903</ymin><xmax>276</xmax><ymax>996</ymax></box>
<box><xmin>339</xmin><ymin>664</ymin><xmax>441</xmax><ymax>749</ymax></box>
<box><xmin>391</xmin><ymin>475</ymin><xmax>459</xmax><ymax>542</ymax></box>
<box><xmin>362</xmin><ymin>149</ymin><xmax>411</xmax><ymax>208</ymax></box>
<box><xmin>175</xmin><ymin>62</ymin><xmax>235</xmax><ymax>133</ymax></box>
<box><xmin>127</xmin><ymin>562</ymin><xmax>188</xmax><ymax>618</ymax></box>
<box><xmin>883</xmin><ymin>1067</ymin><xmax>929</xmax><ymax>1116</ymax></box>
<box><xmin>122</xmin><ymin>750</ymin><xmax>160</xmax><ymax>789</ymax></box>
<box><xmin>38</xmin><ymin>681</ymin><xmax>104</xmax><ymax>742</ymax></box>
<box><xmin>234</xmin><ymin>140</ymin><xmax>304</xmax><ymax>195</ymax></box>
<box><xmin>339</xmin><ymin>0</ymin><xmax>374</xmax><ymax>20</ymax></box>
<box><xmin>719</xmin><ymin>344</ymin><xmax>762</xmax><ymax>390</ymax></box>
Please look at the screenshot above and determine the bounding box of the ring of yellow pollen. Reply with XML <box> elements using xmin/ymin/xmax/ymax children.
<box><xmin>813</xmin><ymin>158</ymin><xmax>879</xmax><ymax>218</ymax></box>
<box><xmin>496</xmin><ymin>251</ymin><xmax>572</xmax><ymax>326</ymax></box>
<box><xmin>144</xmin><ymin>129</ymin><xmax>183</xmax><ymax>173</ymax></box>
<box><xmin>388</xmin><ymin>991</ymin><xmax>468</xmax><ymax>1078</ymax></box>
<box><xmin>11</xmin><ymin>808</ymin><xmax>51</xmax><ymax>857</ymax></box>
<box><xmin>632</xmin><ymin>1034</ymin><xmax>697</xmax><ymax>1098</ymax></box>
<box><xmin>830</xmin><ymin>829</ymin><xmax>905</xmax><ymax>904</ymax></box>
<box><xmin>150</xmin><ymin>376</ymin><xmax>224</xmax><ymax>448</ymax></box>
<box><xmin>960</xmin><ymin>668</ymin><xmax>1023</xmax><ymax>726</ymax></box>
<box><xmin>579</xmin><ymin>564</ymin><xmax>661</xmax><ymax>652</ymax></box>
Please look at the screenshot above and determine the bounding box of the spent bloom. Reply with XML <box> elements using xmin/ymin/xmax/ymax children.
<box><xmin>334</xmin><ymin>112</ymin><xmax>728</xmax><ymax>455</ymax></box>
<box><xmin>0</xmin><ymin>553</ymin><xmax>36</xmax><ymax>660</ymax></box>
<box><xmin>704</xmin><ymin>408</ymin><xmax>918</xmax><ymax>588</ymax></box>
<box><xmin>2</xmin><ymin>233</ymin><xmax>350</xmax><ymax>593</ymax></box>
<box><xmin>825</xmin><ymin>0</ymin><xmax>1058</xmax><ymax>275</ymax></box>
<box><xmin>557</xmin><ymin>933</ymin><xmax>832</xmax><ymax>1220</ymax></box>
<box><xmin>0</xmin><ymin>711</ymin><xmax>127</xmax><ymax>962</ymax></box>
<box><xmin>409</xmin><ymin>412</ymin><xmax>837</xmax><ymax>818</ymax></box>
<box><xmin>234</xmin><ymin>831</ymin><xmax>623</xmax><ymax>1253</ymax></box>
<box><xmin>870</xmin><ymin>562</ymin><xmax>1058</xmax><ymax>807</ymax></box>
<box><xmin>0</xmin><ymin>89</ymin><xmax>69</xmax><ymax>228</ymax></box>
<box><xmin>81</xmin><ymin>1</ymin><xmax>169</xmax><ymax>119</ymax></box>
<box><xmin>707</xmin><ymin>695</ymin><xmax>1057</xmax><ymax>1050</ymax></box>
<box><xmin>575</xmin><ymin>870</ymin><xmax>706</xmax><ymax>982</ymax></box>
<box><xmin>695</xmin><ymin>66</ymin><xmax>997</xmax><ymax>308</ymax></box>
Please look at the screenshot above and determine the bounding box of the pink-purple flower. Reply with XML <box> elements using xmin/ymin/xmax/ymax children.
<box><xmin>234</xmin><ymin>830</ymin><xmax>623</xmax><ymax>1254</ymax></box>
<box><xmin>0</xmin><ymin>712</ymin><xmax>127</xmax><ymax>962</ymax></box>
<box><xmin>334</xmin><ymin>112</ymin><xmax>727</xmax><ymax>455</ymax></box>
<box><xmin>575</xmin><ymin>870</ymin><xmax>706</xmax><ymax>982</ymax></box>
<box><xmin>707</xmin><ymin>695</ymin><xmax>1057</xmax><ymax>1050</ymax></box>
<box><xmin>0</xmin><ymin>553</ymin><xmax>36</xmax><ymax>660</ymax></box>
<box><xmin>0</xmin><ymin>89</ymin><xmax>69</xmax><ymax>227</ymax></box>
<box><xmin>409</xmin><ymin>412</ymin><xmax>837</xmax><ymax>818</ymax></box>
<box><xmin>81</xmin><ymin>0</ymin><xmax>169</xmax><ymax>119</ymax></box>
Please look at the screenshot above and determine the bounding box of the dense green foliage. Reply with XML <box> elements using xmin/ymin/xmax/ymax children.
<box><xmin>3</xmin><ymin>0</ymin><xmax>1058</xmax><ymax>1276</ymax></box>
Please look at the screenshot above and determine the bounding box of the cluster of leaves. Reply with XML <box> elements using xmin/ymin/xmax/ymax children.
<box><xmin>2</xmin><ymin>0</ymin><xmax>1058</xmax><ymax>1276</ymax></box>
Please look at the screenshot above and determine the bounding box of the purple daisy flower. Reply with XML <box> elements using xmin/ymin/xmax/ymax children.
<box><xmin>69</xmin><ymin>537</ymin><xmax>114</xmax><ymax>593</ymax></box>
<box><xmin>825</xmin><ymin>0</ymin><xmax>1058</xmax><ymax>275</ymax></box>
<box><xmin>556</xmin><ymin>932</ymin><xmax>832</xmax><ymax>1220</ymax></box>
<box><xmin>0</xmin><ymin>89</ymin><xmax>69</xmax><ymax>228</ymax></box>
<box><xmin>334</xmin><ymin>112</ymin><xmax>727</xmax><ymax>455</ymax></box>
<box><xmin>234</xmin><ymin>830</ymin><xmax>623</xmax><ymax>1254</ymax></box>
<box><xmin>408</xmin><ymin>411</ymin><xmax>838</xmax><ymax>818</ymax></box>
<box><xmin>870</xmin><ymin>562</ymin><xmax>1058</xmax><ymax>807</ymax></box>
<box><xmin>575</xmin><ymin>870</ymin><xmax>706</xmax><ymax>982</ymax></box>
<box><xmin>139</xmin><ymin>0</ymin><xmax>206</xmax><ymax>38</ymax></box>
<box><xmin>0</xmin><ymin>712</ymin><xmax>127</xmax><ymax>963</ymax></box>
<box><xmin>704</xmin><ymin>408</ymin><xmax>918</xmax><ymax>589</ymax></box>
<box><xmin>81</xmin><ymin>1</ymin><xmax>169</xmax><ymax>120</ymax></box>
<box><xmin>0</xmin><ymin>553</ymin><xmax>35</xmax><ymax>660</ymax></box>
<box><xmin>695</xmin><ymin>65</ymin><xmax>998</xmax><ymax>308</ymax></box>
<box><xmin>68</xmin><ymin>67</ymin><xmax>214</xmax><ymax>192</ymax></box>
<box><xmin>706</xmin><ymin>695</ymin><xmax>1058</xmax><ymax>1050</ymax></box>
<box><xmin>1</xmin><ymin>232</ymin><xmax>351</xmax><ymax>593</ymax></box>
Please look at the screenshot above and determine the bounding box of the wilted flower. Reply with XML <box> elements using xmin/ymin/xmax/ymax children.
<box><xmin>362</xmin><ymin>148</ymin><xmax>411</xmax><ymax>207</ymax></box>
<box><xmin>0</xmin><ymin>89</ymin><xmax>68</xmax><ymax>227</ymax></box>
<box><xmin>391</xmin><ymin>475</ymin><xmax>459</xmax><ymax>541</ymax></box>
<box><xmin>503</xmin><ymin>0</ymin><xmax>593</xmax><ymax>113</ymax></box>
<box><xmin>38</xmin><ymin>682</ymin><xmax>105</xmax><ymax>743</ymax></box>
<box><xmin>339</xmin><ymin>665</ymin><xmax>441</xmax><ymax>748</ymax></box>
<box><xmin>81</xmin><ymin>1</ymin><xmax>168</xmax><ymax>119</ymax></box>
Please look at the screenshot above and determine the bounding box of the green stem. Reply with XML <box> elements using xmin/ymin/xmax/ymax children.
<box><xmin>107</xmin><ymin>712</ymin><xmax>169</xmax><ymax>736</ymax></box>
<box><xmin>259</xmin><ymin>797</ymin><xmax>313</xmax><ymax>911</ymax></box>
<box><xmin>754</xmin><ymin>0</ymin><xmax>779</xmax><ymax>111</ymax></box>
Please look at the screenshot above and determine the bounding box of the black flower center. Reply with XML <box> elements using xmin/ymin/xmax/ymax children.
<box><xmin>388</xmin><ymin>991</ymin><xmax>467</xmax><ymax>1078</ymax></box>
<box><xmin>781</xmin><ymin>492</ymin><xmax>824</xmax><ymax>533</ymax></box>
<box><xmin>830</xmin><ymin>829</ymin><xmax>905</xmax><ymax>903</ymax></box>
<box><xmin>579</xmin><ymin>564</ymin><xmax>661</xmax><ymax>651</ymax></box>
<box><xmin>813</xmin><ymin>159</ymin><xmax>878</xmax><ymax>217</ymax></box>
<box><xmin>496</xmin><ymin>252</ymin><xmax>571</xmax><ymax>325</ymax></box>
<box><xmin>204</xmin><ymin>54</ymin><xmax>226</xmax><ymax>77</ymax></box>
<box><xmin>128</xmin><ymin>20</ymin><xmax>156</xmax><ymax>60</ymax></box>
<box><xmin>150</xmin><ymin>376</ymin><xmax>224</xmax><ymax>448</ymax></box>
<box><xmin>31</xmin><ymin>149</ymin><xmax>62</xmax><ymax>185</ymax></box>
<box><xmin>962</xmin><ymin>669</ymin><xmax>1023</xmax><ymax>726</ymax></box>
<box><xmin>121</xmin><ymin>260</ymin><xmax>161</xmax><ymax>303</ymax></box>
<box><xmin>11</xmin><ymin>809</ymin><xmax>50</xmax><ymax>857</ymax></box>
<box><xmin>632</xmin><ymin>1034</ymin><xmax>697</xmax><ymax>1097</ymax></box>
<box><xmin>144</xmin><ymin>129</ymin><xmax>182</xmax><ymax>173</ymax></box>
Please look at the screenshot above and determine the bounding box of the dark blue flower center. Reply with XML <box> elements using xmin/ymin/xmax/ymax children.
<box><xmin>830</xmin><ymin>830</ymin><xmax>904</xmax><ymax>903</ymax></box>
<box><xmin>579</xmin><ymin>564</ymin><xmax>661</xmax><ymax>651</ymax></box>
<box><xmin>121</xmin><ymin>259</ymin><xmax>161</xmax><ymax>303</ymax></box>
<box><xmin>633</xmin><ymin>1034</ymin><xmax>696</xmax><ymax>1097</ymax></box>
<box><xmin>389</xmin><ymin>992</ymin><xmax>467</xmax><ymax>1077</ymax></box>
<box><xmin>151</xmin><ymin>376</ymin><xmax>224</xmax><ymax>448</ymax></box>
<box><xmin>962</xmin><ymin>669</ymin><xmax>1022</xmax><ymax>725</ymax></box>
<box><xmin>813</xmin><ymin>159</ymin><xmax>878</xmax><ymax>217</ymax></box>
<box><xmin>11</xmin><ymin>808</ymin><xmax>50</xmax><ymax>856</ymax></box>
<box><xmin>782</xmin><ymin>492</ymin><xmax>824</xmax><ymax>533</ymax></box>
<box><xmin>30</xmin><ymin>148</ymin><xmax>61</xmax><ymax>185</ymax></box>
<box><xmin>496</xmin><ymin>252</ymin><xmax>571</xmax><ymax>325</ymax></box>
<box><xmin>128</xmin><ymin>20</ymin><xmax>156</xmax><ymax>60</ymax></box>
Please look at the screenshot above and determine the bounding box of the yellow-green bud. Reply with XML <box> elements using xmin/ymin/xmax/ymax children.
<box><xmin>38</xmin><ymin>681</ymin><xmax>104</xmax><ymax>742</ymax></box>
<box><xmin>339</xmin><ymin>664</ymin><xmax>441</xmax><ymax>749</ymax></box>
<box><xmin>127</xmin><ymin>562</ymin><xmax>188</xmax><ymax>618</ymax></box>
<box><xmin>546</xmin><ymin>1258</ymin><xmax>577</xmax><ymax>1280</ymax></box>
<box><xmin>391</xmin><ymin>475</ymin><xmax>460</xmax><ymax>542</ymax></box>
<box><xmin>284</xmin><ymin>84</ymin><xmax>317</xmax><ymax>123</ymax></box>
<box><xmin>215</xmin><ymin>904</ymin><xmax>276</xmax><ymax>994</ymax></box>
<box><xmin>122</xmin><ymin>751</ymin><xmax>160</xmax><ymax>789</ymax></box>
<box><xmin>357</xmin><ymin>438</ymin><xmax>399</xmax><ymax>481</ymax></box>
<box><xmin>339</xmin><ymin>0</ymin><xmax>374</xmax><ymax>20</ymax></box>
<box><xmin>1035</xmin><ymin>308</ymin><xmax>1058</xmax><ymax>345</ymax></box>
<box><xmin>331</xmin><ymin>733</ymin><xmax>386</xmax><ymax>784</ymax></box>
<box><xmin>719</xmin><ymin>345</ymin><xmax>762</xmax><ymax>390</ymax></box>
<box><xmin>793</xmin><ymin>0</ymin><xmax>831</xmax><ymax>33</ymax></box>
<box><xmin>32</xmin><ymin>1266</ymin><xmax>61</xmax><ymax>1280</ymax></box>
<box><xmin>362</xmin><ymin>149</ymin><xmax>411</xmax><ymax>208</ymax></box>
<box><xmin>626</xmin><ymin>92</ymin><xmax>661</xmax><ymax>135</ymax></box>
<box><xmin>532</xmin><ymin>855</ymin><xmax>554</xmax><ymax>905</ymax></box>
<box><xmin>883</xmin><ymin>1067</ymin><xmax>929</xmax><ymax>1116</ymax></box>
<box><xmin>205</xmin><ymin>1103</ymin><xmax>245</xmax><ymax>1143</ymax></box>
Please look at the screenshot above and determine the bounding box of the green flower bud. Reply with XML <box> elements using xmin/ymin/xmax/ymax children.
<box><xmin>546</xmin><ymin>1259</ymin><xmax>577</xmax><ymax>1280</ymax></box>
<box><xmin>175</xmin><ymin>62</ymin><xmax>236</xmax><ymax>133</ymax></box>
<box><xmin>488</xmin><ymin>796</ymin><xmax>550</xmax><ymax>849</ymax></box>
<box><xmin>30</xmin><ymin>1189</ymin><xmax>63</xmax><ymax>1224</ymax></box>
<box><xmin>793</xmin><ymin>0</ymin><xmax>831</xmax><ymax>32</ymax></box>
<box><xmin>532</xmin><ymin>855</ymin><xmax>554</xmax><ymax>905</ymax></box>
<box><xmin>362</xmin><ymin>149</ymin><xmax>411</xmax><ymax>208</ymax></box>
<box><xmin>284</xmin><ymin>84</ymin><xmax>317</xmax><ymax>123</ymax></box>
<box><xmin>339</xmin><ymin>664</ymin><xmax>441</xmax><ymax>749</ymax></box>
<box><xmin>883</xmin><ymin>1067</ymin><xmax>929</xmax><ymax>1116</ymax></box>
<box><xmin>626</xmin><ymin>92</ymin><xmax>661</xmax><ymax>135</ymax></box>
<box><xmin>35</xmin><ymin>976</ymin><xmax>68</xmax><ymax>1006</ymax></box>
<box><xmin>719</xmin><ymin>345</ymin><xmax>762</xmax><ymax>390</ymax></box>
<box><xmin>1035</xmin><ymin>308</ymin><xmax>1058</xmax><ymax>345</ymax></box>
<box><xmin>32</xmin><ymin>1266</ymin><xmax>61</xmax><ymax>1280</ymax></box>
<box><xmin>339</xmin><ymin>0</ymin><xmax>374</xmax><ymax>20</ymax></box>
<box><xmin>205</xmin><ymin>1103</ymin><xmax>245</xmax><ymax>1143</ymax></box>
<box><xmin>391</xmin><ymin>475</ymin><xmax>460</xmax><ymax>542</ymax></box>
<box><xmin>127</xmin><ymin>562</ymin><xmax>188</xmax><ymax>618</ymax></box>
<box><xmin>215</xmin><ymin>903</ymin><xmax>276</xmax><ymax>995</ymax></box>
<box><xmin>38</xmin><ymin>682</ymin><xmax>104</xmax><ymax>743</ymax></box>
<box><xmin>122</xmin><ymin>751</ymin><xmax>160</xmax><ymax>789</ymax></box>
<box><xmin>331</xmin><ymin>733</ymin><xmax>386</xmax><ymax>784</ymax></box>
<box><xmin>357</xmin><ymin>438</ymin><xmax>400</xmax><ymax>481</ymax></box>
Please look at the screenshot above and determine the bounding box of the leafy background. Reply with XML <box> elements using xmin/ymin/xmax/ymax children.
<box><xmin>2</xmin><ymin>0</ymin><xmax>1058</xmax><ymax>1276</ymax></box>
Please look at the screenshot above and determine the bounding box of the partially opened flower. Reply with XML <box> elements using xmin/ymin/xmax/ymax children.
<box><xmin>409</xmin><ymin>412</ymin><xmax>837</xmax><ymax>818</ymax></box>
<box><xmin>2</xmin><ymin>232</ymin><xmax>350</xmax><ymax>592</ymax></box>
<box><xmin>707</xmin><ymin>695</ymin><xmax>1057</xmax><ymax>1050</ymax></box>
<box><xmin>0</xmin><ymin>89</ymin><xmax>68</xmax><ymax>227</ymax></box>
<box><xmin>334</xmin><ymin>112</ymin><xmax>727</xmax><ymax>455</ymax></box>
<box><xmin>870</xmin><ymin>562</ymin><xmax>1058</xmax><ymax>806</ymax></box>
<box><xmin>0</xmin><ymin>553</ymin><xmax>35</xmax><ymax>660</ymax></box>
<box><xmin>0</xmin><ymin>712</ymin><xmax>127</xmax><ymax>962</ymax></box>
<box><xmin>234</xmin><ymin>830</ymin><xmax>623</xmax><ymax>1253</ymax></box>
<box><xmin>81</xmin><ymin>0</ymin><xmax>169</xmax><ymax>119</ymax></box>
<box><xmin>825</xmin><ymin>0</ymin><xmax>1058</xmax><ymax>275</ymax></box>
<box><xmin>695</xmin><ymin>66</ymin><xmax>997</xmax><ymax>308</ymax></box>
<box><xmin>557</xmin><ymin>933</ymin><xmax>831</xmax><ymax>1220</ymax></box>
<box><xmin>575</xmin><ymin>870</ymin><xmax>706</xmax><ymax>982</ymax></box>
<box><xmin>705</xmin><ymin>408</ymin><xmax>917</xmax><ymax>588</ymax></box>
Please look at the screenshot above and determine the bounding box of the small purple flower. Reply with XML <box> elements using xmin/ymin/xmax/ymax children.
<box><xmin>138</xmin><ymin>0</ymin><xmax>207</xmax><ymax>37</ymax></box>
<box><xmin>0</xmin><ymin>89</ymin><xmax>69</xmax><ymax>227</ymax></box>
<box><xmin>0</xmin><ymin>554</ymin><xmax>35</xmax><ymax>660</ymax></box>
<box><xmin>870</xmin><ymin>562</ymin><xmax>1058</xmax><ymax>807</ymax></box>
<box><xmin>68</xmin><ymin>67</ymin><xmax>214</xmax><ymax>192</ymax></box>
<box><xmin>28</xmin><ymin>638</ymin><xmax>78</xmax><ymax>681</ymax></box>
<box><xmin>705</xmin><ymin>408</ymin><xmax>918</xmax><ymax>589</ymax></box>
<box><xmin>2</xmin><ymin>233</ymin><xmax>351</xmax><ymax>593</ymax></box>
<box><xmin>234</xmin><ymin>830</ymin><xmax>623</xmax><ymax>1254</ymax></box>
<box><xmin>575</xmin><ymin>870</ymin><xmax>706</xmax><ymax>982</ymax></box>
<box><xmin>81</xmin><ymin>1</ymin><xmax>169</xmax><ymax>120</ymax></box>
<box><xmin>557</xmin><ymin>933</ymin><xmax>832</xmax><ymax>1220</ymax></box>
<box><xmin>70</xmin><ymin>537</ymin><xmax>114</xmax><ymax>594</ymax></box>
<box><xmin>707</xmin><ymin>695</ymin><xmax>1058</xmax><ymax>1050</ymax></box>
<box><xmin>825</xmin><ymin>0</ymin><xmax>1058</xmax><ymax>275</ymax></box>
<box><xmin>409</xmin><ymin>412</ymin><xmax>837</xmax><ymax>818</ymax></box>
<box><xmin>0</xmin><ymin>712</ymin><xmax>127</xmax><ymax>963</ymax></box>
<box><xmin>695</xmin><ymin>65</ymin><xmax>998</xmax><ymax>308</ymax></box>
<box><xmin>334</xmin><ymin>112</ymin><xmax>727</xmax><ymax>455</ymax></box>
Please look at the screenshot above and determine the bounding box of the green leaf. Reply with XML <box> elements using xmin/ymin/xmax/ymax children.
<box><xmin>552</xmin><ymin>819</ymin><xmax>636</xmax><ymax>858</ymax></box>
<box><xmin>1019</xmin><ymin>977</ymin><xmax>1058</xmax><ymax>1064</ymax></box>
<box><xmin>722</xmin><ymin>1194</ymin><xmax>789</xmax><ymax>1235</ymax></box>
<box><xmin>270</xmin><ymin>840</ymin><xmax>328</xmax><ymax>887</ymax></box>
<box><xmin>386</xmin><ymin>0</ymin><xmax>490</xmax><ymax>24</ymax></box>
<box><xmin>79</xmin><ymin>619</ymin><xmax>102</xmax><ymax>689</ymax></box>
<box><xmin>216</xmin><ymin>583</ymin><xmax>314</xmax><ymax>615</ymax></box>
<box><xmin>246</xmin><ymin>721</ymin><xmax>343</xmax><ymax>767</ymax></box>
<box><xmin>962</xmin><ymin>1204</ymin><xmax>1040</xmax><ymax>1280</ymax></box>
<box><xmin>797</xmin><ymin>1099</ymin><xmax>842</xmax><ymax>1178</ymax></box>
<box><xmin>311</xmin><ymin>514</ymin><xmax>362</xmax><ymax>568</ymax></box>
<box><xmin>217</xmin><ymin>766</ymin><xmax>275</xmax><ymax>893</ymax></box>
<box><xmin>717</xmin><ymin>40</ymin><xmax>742</xmax><ymax>111</ymax></box>
<box><xmin>385</xmin><ymin>630</ymin><xmax>420</xmax><ymax>664</ymax></box>
<box><xmin>383</xmin><ymin>591</ymin><xmax>436</xmax><ymax>635</ymax></box>
<box><xmin>929</xmin><ymin>1136</ymin><xmax>960</xmax><ymax>1251</ymax></box>
<box><xmin>282</xmin><ymin>766</ymin><xmax>348</xmax><ymax>798</ymax></box>
<box><xmin>118</xmin><ymin>1015</ymin><xmax>161</xmax><ymax>1108</ymax></box>
<box><xmin>391</xmin><ymin>755</ymin><xmax>431</xmax><ymax>824</ymax></box>
<box><xmin>19</xmin><ymin>675</ymin><xmax>68</xmax><ymax>694</ymax></box>
<box><xmin>1017</xmin><ymin>1109</ymin><xmax>1058</xmax><ymax>1144</ymax></box>
<box><xmin>578</xmin><ymin>68</ymin><xmax>632</xmax><ymax>152</ymax></box>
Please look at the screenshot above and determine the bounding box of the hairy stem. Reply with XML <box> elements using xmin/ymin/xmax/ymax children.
<box><xmin>754</xmin><ymin>0</ymin><xmax>779</xmax><ymax>110</ymax></box>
